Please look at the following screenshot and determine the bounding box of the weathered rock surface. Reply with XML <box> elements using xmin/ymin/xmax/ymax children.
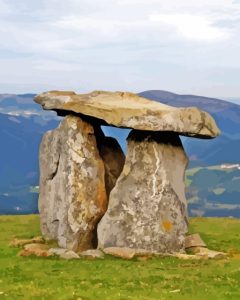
<box><xmin>79</xmin><ymin>249</ymin><xmax>104</xmax><ymax>259</ymax></box>
<box><xmin>185</xmin><ymin>233</ymin><xmax>207</xmax><ymax>249</ymax></box>
<box><xmin>59</xmin><ymin>250</ymin><xmax>80</xmax><ymax>260</ymax></box>
<box><xmin>174</xmin><ymin>253</ymin><xmax>202</xmax><ymax>260</ymax></box>
<box><xmin>103</xmin><ymin>247</ymin><xmax>136</xmax><ymax>259</ymax></box>
<box><xmin>49</xmin><ymin>248</ymin><xmax>67</xmax><ymax>256</ymax></box>
<box><xmin>187</xmin><ymin>247</ymin><xmax>227</xmax><ymax>259</ymax></box>
<box><xmin>18</xmin><ymin>243</ymin><xmax>53</xmax><ymax>257</ymax></box>
<box><xmin>39</xmin><ymin>115</ymin><xmax>107</xmax><ymax>252</ymax></box>
<box><xmin>34</xmin><ymin>89</ymin><xmax>221</xmax><ymax>257</ymax></box>
<box><xmin>35</xmin><ymin>90</ymin><xmax>220</xmax><ymax>138</ymax></box>
<box><xmin>97</xmin><ymin>131</ymin><xmax>188</xmax><ymax>253</ymax></box>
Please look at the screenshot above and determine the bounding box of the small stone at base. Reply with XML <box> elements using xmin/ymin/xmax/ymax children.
<box><xmin>18</xmin><ymin>243</ymin><xmax>52</xmax><ymax>257</ymax></box>
<box><xmin>59</xmin><ymin>250</ymin><xmax>79</xmax><ymax>260</ymax></box>
<box><xmin>103</xmin><ymin>247</ymin><xmax>136</xmax><ymax>259</ymax></box>
<box><xmin>79</xmin><ymin>249</ymin><xmax>104</xmax><ymax>259</ymax></box>
<box><xmin>188</xmin><ymin>247</ymin><xmax>227</xmax><ymax>259</ymax></box>
<box><xmin>49</xmin><ymin>248</ymin><xmax>67</xmax><ymax>256</ymax></box>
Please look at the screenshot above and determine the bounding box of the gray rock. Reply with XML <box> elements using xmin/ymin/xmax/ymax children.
<box><xmin>59</xmin><ymin>250</ymin><xmax>79</xmax><ymax>260</ymax></box>
<box><xmin>34</xmin><ymin>90</ymin><xmax>220</xmax><ymax>138</ymax></box>
<box><xmin>39</xmin><ymin>115</ymin><xmax>108</xmax><ymax>252</ymax></box>
<box><xmin>18</xmin><ymin>243</ymin><xmax>52</xmax><ymax>257</ymax></box>
<box><xmin>103</xmin><ymin>247</ymin><xmax>136</xmax><ymax>259</ymax></box>
<box><xmin>79</xmin><ymin>249</ymin><xmax>104</xmax><ymax>259</ymax></box>
<box><xmin>49</xmin><ymin>248</ymin><xmax>67</xmax><ymax>256</ymax></box>
<box><xmin>185</xmin><ymin>233</ymin><xmax>207</xmax><ymax>249</ymax></box>
<box><xmin>97</xmin><ymin>131</ymin><xmax>189</xmax><ymax>253</ymax></box>
<box><xmin>187</xmin><ymin>247</ymin><xmax>227</xmax><ymax>259</ymax></box>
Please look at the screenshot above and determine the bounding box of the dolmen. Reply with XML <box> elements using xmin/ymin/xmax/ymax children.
<box><xmin>34</xmin><ymin>90</ymin><xmax>220</xmax><ymax>254</ymax></box>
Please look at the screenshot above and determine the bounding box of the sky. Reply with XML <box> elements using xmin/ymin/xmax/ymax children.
<box><xmin>0</xmin><ymin>0</ymin><xmax>240</xmax><ymax>98</ymax></box>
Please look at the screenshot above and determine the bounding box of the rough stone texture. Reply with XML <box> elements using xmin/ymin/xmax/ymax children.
<box><xmin>39</xmin><ymin>115</ymin><xmax>107</xmax><ymax>252</ymax></box>
<box><xmin>49</xmin><ymin>248</ymin><xmax>68</xmax><ymax>256</ymax></box>
<box><xmin>59</xmin><ymin>250</ymin><xmax>80</xmax><ymax>260</ymax></box>
<box><xmin>187</xmin><ymin>247</ymin><xmax>227</xmax><ymax>259</ymax></box>
<box><xmin>45</xmin><ymin>248</ymin><xmax>104</xmax><ymax>259</ymax></box>
<box><xmin>18</xmin><ymin>243</ymin><xmax>52</xmax><ymax>257</ymax></box>
<box><xmin>103</xmin><ymin>247</ymin><xmax>136</xmax><ymax>259</ymax></box>
<box><xmin>174</xmin><ymin>253</ymin><xmax>202</xmax><ymax>260</ymax></box>
<box><xmin>35</xmin><ymin>90</ymin><xmax>220</xmax><ymax>138</ymax></box>
<box><xmin>79</xmin><ymin>249</ymin><xmax>104</xmax><ymax>259</ymax></box>
<box><xmin>185</xmin><ymin>233</ymin><xmax>207</xmax><ymax>249</ymax></box>
<box><xmin>97</xmin><ymin>131</ymin><xmax>189</xmax><ymax>253</ymax></box>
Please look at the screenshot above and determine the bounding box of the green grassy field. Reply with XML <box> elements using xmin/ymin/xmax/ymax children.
<box><xmin>0</xmin><ymin>216</ymin><xmax>240</xmax><ymax>299</ymax></box>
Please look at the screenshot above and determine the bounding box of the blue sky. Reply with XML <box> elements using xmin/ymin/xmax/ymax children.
<box><xmin>0</xmin><ymin>0</ymin><xmax>240</xmax><ymax>97</ymax></box>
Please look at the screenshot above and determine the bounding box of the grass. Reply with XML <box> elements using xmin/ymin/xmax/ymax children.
<box><xmin>0</xmin><ymin>216</ymin><xmax>240</xmax><ymax>299</ymax></box>
<box><xmin>184</xmin><ymin>165</ymin><xmax>228</xmax><ymax>187</ymax></box>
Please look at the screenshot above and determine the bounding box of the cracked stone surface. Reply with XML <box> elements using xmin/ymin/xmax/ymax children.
<box><xmin>39</xmin><ymin>115</ymin><xmax>107</xmax><ymax>252</ymax></box>
<box><xmin>97</xmin><ymin>130</ymin><xmax>189</xmax><ymax>253</ymax></box>
<box><xmin>35</xmin><ymin>90</ymin><xmax>220</xmax><ymax>138</ymax></box>
<box><xmin>185</xmin><ymin>233</ymin><xmax>207</xmax><ymax>249</ymax></box>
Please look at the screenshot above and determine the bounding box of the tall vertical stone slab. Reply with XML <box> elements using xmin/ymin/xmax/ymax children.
<box><xmin>39</xmin><ymin>115</ymin><xmax>107</xmax><ymax>252</ymax></box>
<box><xmin>98</xmin><ymin>131</ymin><xmax>189</xmax><ymax>253</ymax></box>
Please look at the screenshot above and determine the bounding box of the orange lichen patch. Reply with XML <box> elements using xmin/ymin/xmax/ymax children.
<box><xmin>230</xmin><ymin>253</ymin><xmax>240</xmax><ymax>260</ymax></box>
<box><xmin>162</xmin><ymin>220</ymin><xmax>173</xmax><ymax>232</ymax></box>
<box><xmin>18</xmin><ymin>243</ymin><xmax>53</xmax><ymax>257</ymax></box>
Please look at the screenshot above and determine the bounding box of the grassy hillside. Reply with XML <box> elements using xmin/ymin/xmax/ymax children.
<box><xmin>0</xmin><ymin>215</ymin><xmax>240</xmax><ymax>299</ymax></box>
<box><xmin>139</xmin><ymin>90</ymin><xmax>240</xmax><ymax>167</ymax></box>
<box><xmin>2</xmin><ymin>164</ymin><xmax>240</xmax><ymax>217</ymax></box>
<box><xmin>186</xmin><ymin>165</ymin><xmax>240</xmax><ymax>217</ymax></box>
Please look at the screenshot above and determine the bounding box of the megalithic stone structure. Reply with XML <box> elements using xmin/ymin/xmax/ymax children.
<box><xmin>35</xmin><ymin>90</ymin><xmax>220</xmax><ymax>253</ymax></box>
<box><xmin>97</xmin><ymin>131</ymin><xmax>189</xmax><ymax>252</ymax></box>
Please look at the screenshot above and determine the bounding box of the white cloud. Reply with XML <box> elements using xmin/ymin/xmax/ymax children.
<box><xmin>0</xmin><ymin>0</ymin><xmax>10</xmax><ymax>14</ymax></box>
<box><xmin>33</xmin><ymin>59</ymin><xmax>83</xmax><ymax>71</ymax></box>
<box><xmin>149</xmin><ymin>14</ymin><xmax>230</xmax><ymax>41</ymax></box>
<box><xmin>0</xmin><ymin>0</ymin><xmax>240</xmax><ymax>96</ymax></box>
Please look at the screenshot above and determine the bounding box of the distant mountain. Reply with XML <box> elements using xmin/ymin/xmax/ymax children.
<box><xmin>0</xmin><ymin>108</ymin><xmax>59</xmax><ymax>214</ymax></box>
<box><xmin>222</xmin><ymin>97</ymin><xmax>240</xmax><ymax>105</ymax></box>
<box><xmin>0</xmin><ymin>93</ymin><xmax>59</xmax><ymax>121</ymax></box>
<box><xmin>0</xmin><ymin>112</ymin><xmax>59</xmax><ymax>189</ymax></box>
<box><xmin>0</xmin><ymin>91</ymin><xmax>240</xmax><ymax>215</ymax></box>
<box><xmin>139</xmin><ymin>90</ymin><xmax>240</xmax><ymax>166</ymax></box>
<box><xmin>186</xmin><ymin>165</ymin><xmax>240</xmax><ymax>217</ymax></box>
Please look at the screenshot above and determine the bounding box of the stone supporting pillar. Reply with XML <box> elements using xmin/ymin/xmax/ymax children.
<box><xmin>97</xmin><ymin>130</ymin><xmax>189</xmax><ymax>253</ymax></box>
<box><xmin>39</xmin><ymin>115</ymin><xmax>108</xmax><ymax>252</ymax></box>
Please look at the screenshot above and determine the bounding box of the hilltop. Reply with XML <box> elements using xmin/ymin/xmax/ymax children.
<box><xmin>0</xmin><ymin>91</ymin><xmax>239</xmax><ymax>215</ymax></box>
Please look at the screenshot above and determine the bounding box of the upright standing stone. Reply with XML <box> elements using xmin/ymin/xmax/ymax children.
<box><xmin>98</xmin><ymin>130</ymin><xmax>189</xmax><ymax>253</ymax></box>
<box><xmin>39</xmin><ymin>115</ymin><xmax>107</xmax><ymax>252</ymax></box>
